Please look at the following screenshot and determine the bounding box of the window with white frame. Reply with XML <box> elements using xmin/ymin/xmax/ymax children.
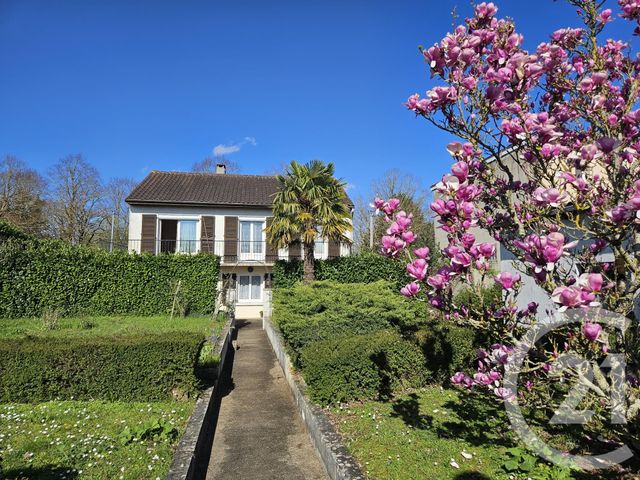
<box><xmin>314</xmin><ymin>230</ymin><xmax>325</xmax><ymax>258</ymax></box>
<box><xmin>178</xmin><ymin>220</ymin><xmax>198</xmax><ymax>253</ymax></box>
<box><xmin>238</xmin><ymin>274</ymin><xmax>262</xmax><ymax>302</ymax></box>
<box><xmin>239</xmin><ymin>221</ymin><xmax>264</xmax><ymax>256</ymax></box>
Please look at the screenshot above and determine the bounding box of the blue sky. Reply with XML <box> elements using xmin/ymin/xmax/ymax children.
<box><xmin>0</xmin><ymin>0</ymin><xmax>635</xmax><ymax>201</ymax></box>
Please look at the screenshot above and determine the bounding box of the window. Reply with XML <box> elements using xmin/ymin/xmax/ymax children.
<box><xmin>160</xmin><ymin>219</ymin><xmax>198</xmax><ymax>254</ymax></box>
<box><xmin>238</xmin><ymin>275</ymin><xmax>262</xmax><ymax>301</ymax></box>
<box><xmin>314</xmin><ymin>230</ymin><xmax>325</xmax><ymax>258</ymax></box>
<box><xmin>178</xmin><ymin>220</ymin><xmax>198</xmax><ymax>253</ymax></box>
<box><xmin>239</xmin><ymin>221</ymin><xmax>264</xmax><ymax>257</ymax></box>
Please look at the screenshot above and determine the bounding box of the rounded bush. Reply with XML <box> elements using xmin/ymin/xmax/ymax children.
<box><xmin>413</xmin><ymin>322</ymin><xmax>481</xmax><ymax>382</ymax></box>
<box><xmin>273</xmin><ymin>280</ymin><xmax>429</xmax><ymax>366</ymax></box>
<box><xmin>301</xmin><ymin>330</ymin><xmax>428</xmax><ymax>405</ymax></box>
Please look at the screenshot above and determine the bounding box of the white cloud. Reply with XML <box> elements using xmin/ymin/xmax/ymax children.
<box><xmin>212</xmin><ymin>137</ymin><xmax>257</xmax><ymax>157</ymax></box>
<box><xmin>213</xmin><ymin>144</ymin><xmax>241</xmax><ymax>156</ymax></box>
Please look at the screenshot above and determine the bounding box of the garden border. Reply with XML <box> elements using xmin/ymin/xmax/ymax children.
<box><xmin>262</xmin><ymin>303</ymin><xmax>365</xmax><ymax>480</ymax></box>
<box><xmin>166</xmin><ymin>313</ymin><xmax>236</xmax><ymax>480</ymax></box>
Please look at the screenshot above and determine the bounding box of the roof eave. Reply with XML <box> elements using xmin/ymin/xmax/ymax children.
<box><xmin>125</xmin><ymin>199</ymin><xmax>274</xmax><ymax>209</ymax></box>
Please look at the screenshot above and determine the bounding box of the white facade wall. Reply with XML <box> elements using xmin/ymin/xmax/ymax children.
<box><xmin>128</xmin><ymin>204</ymin><xmax>274</xmax><ymax>255</ymax></box>
<box><xmin>127</xmin><ymin>203</ymin><xmax>351</xmax><ymax>260</ymax></box>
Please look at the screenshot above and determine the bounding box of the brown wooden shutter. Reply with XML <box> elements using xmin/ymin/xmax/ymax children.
<box><xmin>265</xmin><ymin>217</ymin><xmax>277</xmax><ymax>262</ymax></box>
<box><xmin>200</xmin><ymin>216</ymin><xmax>215</xmax><ymax>254</ymax></box>
<box><xmin>141</xmin><ymin>214</ymin><xmax>157</xmax><ymax>254</ymax></box>
<box><xmin>328</xmin><ymin>239</ymin><xmax>341</xmax><ymax>259</ymax></box>
<box><xmin>224</xmin><ymin>216</ymin><xmax>238</xmax><ymax>262</ymax></box>
<box><xmin>288</xmin><ymin>240</ymin><xmax>302</xmax><ymax>260</ymax></box>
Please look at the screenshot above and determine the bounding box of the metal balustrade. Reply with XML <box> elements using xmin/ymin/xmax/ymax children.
<box><xmin>116</xmin><ymin>239</ymin><xmax>349</xmax><ymax>263</ymax></box>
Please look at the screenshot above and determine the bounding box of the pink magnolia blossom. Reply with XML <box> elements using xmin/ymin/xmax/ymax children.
<box><xmin>427</xmin><ymin>273</ymin><xmax>448</xmax><ymax>290</ymax></box>
<box><xmin>582</xmin><ymin>322</ymin><xmax>602</xmax><ymax>342</ymax></box>
<box><xmin>551</xmin><ymin>285</ymin><xmax>594</xmax><ymax>311</ymax></box>
<box><xmin>577</xmin><ymin>273</ymin><xmax>604</xmax><ymax>293</ymax></box>
<box><xmin>451</xmin><ymin>161</ymin><xmax>470</xmax><ymax>181</ymax></box>
<box><xmin>383</xmin><ymin>198</ymin><xmax>401</xmax><ymax>216</ymax></box>
<box><xmin>400</xmin><ymin>282</ymin><xmax>421</xmax><ymax>298</ymax></box>
<box><xmin>407</xmin><ymin>258</ymin><xmax>428</xmax><ymax>281</ymax></box>
<box><xmin>494</xmin><ymin>387</ymin><xmax>515</xmax><ymax>401</ymax></box>
<box><xmin>532</xmin><ymin>187</ymin><xmax>569</xmax><ymax>207</ymax></box>
<box><xmin>495</xmin><ymin>271</ymin><xmax>521</xmax><ymax>290</ymax></box>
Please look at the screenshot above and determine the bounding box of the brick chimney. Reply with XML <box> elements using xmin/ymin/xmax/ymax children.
<box><xmin>215</xmin><ymin>163</ymin><xmax>226</xmax><ymax>174</ymax></box>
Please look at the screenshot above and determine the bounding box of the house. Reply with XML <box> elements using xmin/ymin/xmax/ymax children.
<box><xmin>125</xmin><ymin>164</ymin><xmax>353</xmax><ymax>319</ymax></box>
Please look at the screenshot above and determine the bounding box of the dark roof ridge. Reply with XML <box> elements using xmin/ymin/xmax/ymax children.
<box><xmin>148</xmin><ymin>170</ymin><xmax>277</xmax><ymax>179</ymax></box>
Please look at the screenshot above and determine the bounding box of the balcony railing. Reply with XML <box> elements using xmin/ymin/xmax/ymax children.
<box><xmin>119</xmin><ymin>239</ymin><xmax>349</xmax><ymax>262</ymax></box>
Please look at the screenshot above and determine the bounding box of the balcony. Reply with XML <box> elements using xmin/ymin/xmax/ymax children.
<box><xmin>122</xmin><ymin>239</ymin><xmax>349</xmax><ymax>263</ymax></box>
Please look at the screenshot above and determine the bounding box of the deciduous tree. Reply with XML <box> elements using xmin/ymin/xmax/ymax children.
<box><xmin>0</xmin><ymin>155</ymin><xmax>46</xmax><ymax>235</ymax></box>
<box><xmin>47</xmin><ymin>154</ymin><xmax>105</xmax><ymax>244</ymax></box>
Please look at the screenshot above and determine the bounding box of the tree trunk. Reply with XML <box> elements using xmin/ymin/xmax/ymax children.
<box><xmin>303</xmin><ymin>241</ymin><xmax>315</xmax><ymax>284</ymax></box>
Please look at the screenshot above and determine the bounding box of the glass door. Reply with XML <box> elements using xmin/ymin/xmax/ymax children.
<box><xmin>239</xmin><ymin>221</ymin><xmax>264</xmax><ymax>261</ymax></box>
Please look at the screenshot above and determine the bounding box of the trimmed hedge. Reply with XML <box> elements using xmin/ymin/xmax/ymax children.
<box><xmin>413</xmin><ymin>322</ymin><xmax>481</xmax><ymax>382</ymax></box>
<box><xmin>0</xmin><ymin>238</ymin><xmax>220</xmax><ymax>318</ymax></box>
<box><xmin>273</xmin><ymin>252</ymin><xmax>409</xmax><ymax>290</ymax></box>
<box><xmin>0</xmin><ymin>333</ymin><xmax>205</xmax><ymax>402</ymax></box>
<box><xmin>273</xmin><ymin>281</ymin><xmax>429</xmax><ymax>366</ymax></box>
<box><xmin>301</xmin><ymin>330</ymin><xmax>428</xmax><ymax>405</ymax></box>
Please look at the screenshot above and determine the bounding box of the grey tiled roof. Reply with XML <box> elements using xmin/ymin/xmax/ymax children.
<box><xmin>125</xmin><ymin>170</ymin><xmax>353</xmax><ymax>208</ymax></box>
<box><xmin>126</xmin><ymin>171</ymin><xmax>281</xmax><ymax>207</ymax></box>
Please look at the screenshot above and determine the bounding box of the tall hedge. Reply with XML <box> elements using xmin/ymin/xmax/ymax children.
<box><xmin>273</xmin><ymin>252</ymin><xmax>408</xmax><ymax>289</ymax></box>
<box><xmin>0</xmin><ymin>333</ymin><xmax>204</xmax><ymax>402</ymax></box>
<box><xmin>0</xmin><ymin>238</ymin><xmax>220</xmax><ymax>318</ymax></box>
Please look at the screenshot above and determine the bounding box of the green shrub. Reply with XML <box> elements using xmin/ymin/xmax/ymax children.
<box><xmin>0</xmin><ymin>237</ymin><xmax>219</xmax><ymax>318</ymax></box>
<box><xmin>454</xmin><ymin>284</ymin><xmax>502</xmax><ymax>312</ymax></box>
<box><xmin>301</xmin><ymin>330</ymin><xmax>428</xmax><ymax>405</ymax></box>
<box><xmin>273</xmin><ymin>281</ymin><xmax>429</xmax><ymax>365</ymax></box>
<box><xmin>413</xmin><ymin>321</ymin><xmax>481</xmax><ymax>382</ymax></box>
<box><xmin>273</xmin><ymin>252</ymin><xmax>409</xmax><ymax>290</ymax></box>
<box><xmin>0</xmin><ymin>333</ymin><xmax>205</xmax><ymax>402</ymax></box>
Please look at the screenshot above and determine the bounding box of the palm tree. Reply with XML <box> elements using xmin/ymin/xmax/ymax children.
<box><xmin>267</xmin><ymin>160</ymin><xmax>352</xmax><ymax>283</ymax></box>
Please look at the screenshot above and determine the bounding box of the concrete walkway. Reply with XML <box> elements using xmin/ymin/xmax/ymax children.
<box><xmin>206</xmin><ymin>319</ymin><xmax>328</xmax><ymax>480</ymax></box>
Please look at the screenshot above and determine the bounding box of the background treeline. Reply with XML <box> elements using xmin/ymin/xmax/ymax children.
<box><xmin>0</xmin><ymin>154</ymin><xmax>136</xmax><ymax>248</ymax></box>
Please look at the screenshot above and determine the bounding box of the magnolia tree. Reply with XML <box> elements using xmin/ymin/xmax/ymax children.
<box><xmin>378</xmin><ymin>0</ymin><xmax>640</xmax><ymax>461</ymax></box>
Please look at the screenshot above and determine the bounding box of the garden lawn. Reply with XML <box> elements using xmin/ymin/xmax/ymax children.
<box><xmin>0</xmin><ymin>315</ymin><xmax>223</xmax><ymax>340</ymax></box>
<box><xmin>330</xmin><ymin>386</ymin><xmax>510</xmax><ymax>480</ymax></box>
<box><xmin>0</xmin><ymin>400</ymin><xmax>194</xmax><ymax>480</ymax></box>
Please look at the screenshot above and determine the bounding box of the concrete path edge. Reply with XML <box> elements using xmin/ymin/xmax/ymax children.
<box><xmin>262</xmin><ymin>315</ymin><xmax>365</xmax><ymax>480</ymax></box>
<box><xmin>166</xmin><ymin>314</ymin><xmax>236</xmax><ymax>480</ymax></box>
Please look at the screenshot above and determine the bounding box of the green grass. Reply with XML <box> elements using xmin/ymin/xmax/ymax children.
<box><xmin>330</xmin><ymin>387</ymin><xmax>638</xmax><ymax>480</ymax></box>
<box><xmin>0</xmin><ymin>313</ymin><xmax>231</xmax><ymax>478</ymax></box>
<box><xmin>0</xmin><ymin>400</ymin><xmax>194</xmax><ymax>480</ymax></box>
<box><xmin>0</xmin><ymin>314</ymin><xmax>225</xmax><ymax>340</ymax></box>
<box><xmin>330</xmin><ymin>386</ymin><xmax>510</xmax><ymax>480</ymax></box>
